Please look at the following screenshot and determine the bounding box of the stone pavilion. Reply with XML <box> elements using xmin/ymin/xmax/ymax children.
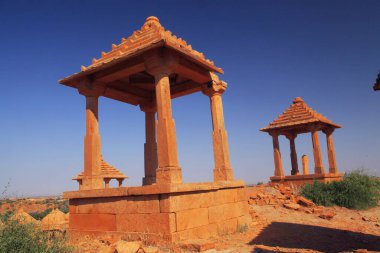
<box><xmin>260</xmin><ymin>97</ymin><xmax>343</xmax><ymax>185</ymax></box>
<box><xmin>59</xmin><ymin>16</ymin><xmax>250</xmax><ymax>242</ymax></box>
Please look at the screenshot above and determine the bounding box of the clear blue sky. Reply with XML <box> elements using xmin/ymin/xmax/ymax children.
<box><xmin>0</xmin><ymin>0</ymin><xmax>379</xmax><ymax>196</ymax></box>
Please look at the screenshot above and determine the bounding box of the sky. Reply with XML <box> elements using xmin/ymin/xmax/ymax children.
<box><xmin>0</xmin><ymin>0</ymin><xmax>379</xmax><ymax>196</ymax></box>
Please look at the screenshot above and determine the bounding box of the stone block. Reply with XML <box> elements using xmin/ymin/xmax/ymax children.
<box><xmin>208</xmin><ymin>201</ymin><xmax>247</xmax><ymax>224</ymax></box>
<box><xmin>171</xmin><ymin>224</ymin><xmax>218</xmax><ymax>241</ymax></box>
<box><xmin>160</xmin><ymin>192</ymin><xmax>213</xmax><ymax>212</ymax></box>
<box><xmin>237</xmin><ymin>214</ymin><xmax>252</xmax><ymax>227</ymax></box>
<box><xmin>216</xmin><ymin>218</ymin><xmax>238</xmax><ymax>235</ymax></box>
<box><xmin>176</xmin><ymin>208</ymin><xmax>209</xmax><ymax>231</ymax></box>
<box><xmin>116</xmin><ymin>213</ymin><xmax>175</xmax><ymax>234</ymax></box>
<box><xmin>212</xmin><ymin>188</ymin><xmax>238</xmax><ymax>206</ymax></box>
<box><xmin>177</xmin><ymin>239</ymin><xmax>215</xmax><ymax>252</ymax></box>
<box><xmin>75</xmin><ymin>196</ymin><xmax>160</xmax><ymax>214</ymax></box>
<box><xmin>70</xmin><ymin>213</ymin><xmax>116</xmax><ymax>231</ymax></box>
<box><xmin>114</xmin><ymin>195</ymin><xmax>160</xmax><ymax>214</ymax></box>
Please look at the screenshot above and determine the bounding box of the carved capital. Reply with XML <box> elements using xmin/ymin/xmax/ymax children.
<box><xmin>143</xmin><ymin>50</ymin><xmax>179</xmax><ymax>77</ymax></box>
<box><xmin>285</xmin><ymin>132</ymin><xmax>297</xmax><ymax>140</ymax></box>
<box><xmin>269</xmin><ymin>131</ymin><xmax>280</xmax><ymax>137</ymax></box>
<box><xmin>202</xmin><ymin>80</ymin><xmax>227</xmax><ymax>97</ymax></box>
<box><xmin>140</xmin><ymin>102</ymin><xmax>157</xmax><ymax>113</ymax></box>
<box><xmin>322</xmin><ymin>127</ymin><xmax>335</xmax><ymax>135</ymax></box>
<box><xmin>77</xmin><ymin>78</ymin><xmax>105</xmax><ymax>97</ymax></box>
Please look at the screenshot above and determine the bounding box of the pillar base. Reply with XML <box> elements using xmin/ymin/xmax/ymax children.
<box><xmin>270</xmin><ymin>173</ymin><xmax>343</xmax><ymax>187</ymax></box>
<box><xmin>214</xmin><ymin>167</ymin><xmax>234</xmax><ymax>181</ymax></box>
<box><xmin>65</xmin><ymin>181</ymin><xmax>249</xmax><ymax>243</ymax></box>
<box><xmin>156</xmin><ymin>166</ymin><xmax>182</xmax><ymax>184</ymax></box>
<box><xmin>314</xmin><ymin>167</ymin><xmax>325</xmax><ymax>174</ymax></box>
<box><xmin>81</xmin><ymin>176</ymin><xmax>104</xmax><ymax>190</ymax></box>
<box><xmin>328</xmin><ymin>168</ymin><xmax>338</xmax><ymax>174</ymax></box>
<box><xmin>142</xmin><ymin>176</ymin><xmax>156</xmax><ymax>186</ymax></box>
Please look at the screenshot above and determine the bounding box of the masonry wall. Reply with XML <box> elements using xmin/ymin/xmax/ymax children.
<box><xmin>68</xmin><ymin>186</ymin><xmax>250</xmax><ymax>242</ymax></box>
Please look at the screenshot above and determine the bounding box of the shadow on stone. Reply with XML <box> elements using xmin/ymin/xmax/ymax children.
<box><xmin>250</xmin><ymin>222</ymin><xmax>380</xmax><ymax>252</ymax></box>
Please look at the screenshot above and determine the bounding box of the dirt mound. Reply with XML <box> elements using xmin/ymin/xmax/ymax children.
<box><xmin>10</xmin><ymin>210</ymin><xmax>39</xmax><ymax>225</ymax></box>
<box><xmin>41</xmin><ymin>209</ymin><xmax>68</xmax><ymax>230</ymax></box>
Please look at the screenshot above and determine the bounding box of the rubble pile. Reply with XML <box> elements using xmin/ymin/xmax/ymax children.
<box><xmin>247</xmin><ymin>184</ymin><xmax>337</xmax><ymax>219</ymax></box>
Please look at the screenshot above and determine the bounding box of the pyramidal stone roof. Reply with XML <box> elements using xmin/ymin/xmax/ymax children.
<box><xmin>261</xmin><ymin>97</ymin><xmax>341</xmax><ymax>132</ymax></box>
<box><xmin>73</xmin><ymin>156</ymin><xmax>127</xmax><ymax>180</ymax></box>
<box><xmin>62</xmin><ymin>16</ymin><xmax>222</xmax><ymax>83</ymax></box>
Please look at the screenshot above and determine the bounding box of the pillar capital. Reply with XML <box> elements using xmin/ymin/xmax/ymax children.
<box><xmin>143</xmin><ymin>50</ymin><xmax>179</xmax><ymax>77</ymax></box>
<box><xmin>322</xmin><ymin>127</ymin><xmax>335</xmax><ymax>136</ymax></box>
<box><xmin>140</xmin><ymin>103</ymin><xmax>157</xmax><ymax>113</ymax></box>
<box><xmin>268</xmin><ymin>131</ymin><xmax>280</xmax><ymax>138</ymax></box>
<box><xmin>202</xmin><ymin>80</ymin><xmax>227</xmax><ymax>97</ymax></box>
<box><xmin>285</xmin><ymin>132</ymin><xmax>297</xmax><ymax>140</ymax></box>
<box><xmin>77</xmin><ymin>78</ymin><xmax>105</xmax><ymax>97</ymax></box>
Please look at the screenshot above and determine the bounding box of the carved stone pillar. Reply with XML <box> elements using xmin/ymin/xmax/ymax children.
<box><xmin>82</xmin><ymin>95</ymin><xmax>103</xmax><ymax>189</ymax></box>
<box><xmin>140</xmin><ymin>104</ymin><xmax>158</xmax><ymax>185</ymax></box>
<box><xmin>270</xmin><ymin>133</ymin><xmax>284</xmax><ymax>177</ymax></box>
<box><xmin>311</xmin><ymin>130</ymin><xmax>324</xmax><ymax>174</ymax></box>
<box><xmin>154</xmin><ymin>72</ymin><xmax>182</xmax><ymax>184</ymax></box>
<box><xmin>286</xmin><ymin>133</ymin><xmax>299</xmax><ymax>175</ymax></box>
<box><xmin>202</xmin><ymin>80</ymin><xmax>234</xmax><ymax>181</ymax></box>
<box><xmin>323</xmin><ymin>128</ymin><xmax>338</xmax><ymax>174</ymax></box>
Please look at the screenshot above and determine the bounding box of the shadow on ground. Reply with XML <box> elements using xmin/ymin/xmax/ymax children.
<box><xmin>250</xmin><ymin>222</ymin><xmax>380</xmax><ymax>252</ymax></box>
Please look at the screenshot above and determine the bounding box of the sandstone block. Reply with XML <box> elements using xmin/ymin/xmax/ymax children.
<box><xmin>176</xmin><ymin>208</ymin><xmax>209</xmax><ymax>231</ymax></box>
<box><xmin>177</xmin><ymin>239</ymin><xmax>215</xmax><ymax>252</ymax></box>
<box><xmin>160</xmin><ymin>192</ymin><xmax>213</xmax><ymax>212</ymax></box>
<box><xmin>283</xmin><ymin>203</ymin><xmax>300</xmax><ymax>210</ymax></box>
<box><xmin>114</xmin><ymin>240</ymin><xmax>142</xmax><ymax>253</ymax></box>
<box><xmin>237</xmin><ymin>214</ymin><xmax>252</xmax><ymax>227</ymax></box>
<box><xmin>296</xmin><ymin>196</ymin><xmax>315</xmax><ymax>207</ymax></box>
<box><xmin>171</xmin><ymin>224</ymin><xmax>218</xmax><ymax>241</ymax></box>
<box><xmin>209</xmin><ymin>201</ymin><xmax>247</xmax><ymax>224</ymax></box>
<box><xmin>217</xmin><ymin>218</ymin><xmax>238</xmax><ymax>235</ymax></box>
<box><xmin>319</xmin><ymin>211</ymin><xmax>336</xmax><ymax>220</ymax></box>
<box><xmin>116</xmin><ymin>213</ymin><xmax>175</xmax><ymax>234</ymax></box>
<box><xmin>70</xmin><ymin>213</ymin><xmax>116</xmax><ymax>231</ymax></box>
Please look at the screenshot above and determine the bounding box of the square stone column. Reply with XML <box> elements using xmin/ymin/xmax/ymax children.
<box><xmin>323</xmin><ymin>128</ymin><xmax>338</xmax><ymax>174</ymax></box>
<box><xmin>270</xmin><ymin>133</ymin><xmax>284</xmax><ymax>177</ymax></box>
<box><xmin>140</xmin><ymin>104</ymin><xmax>158</xmax><ymax>185</ymax></box>
<box><xmin>311</xmin><ymin>130</ymin><xmax>324</xmax><ymax>174</ymax></box>
<box><xmin>154</xmin><ymin>72</ymin><xmax>182</xmax><ymax>184</ymax></box>
<box><xmin>286</xmin><ymin>133</ymin><xmax>299</xmax><ymax>175</ymax></box>
<box><xmin>82</xmin><ymin>96</ymin><xmax>103</xmax><ymax>189</ymax></box>
<box><xmin>202</xmin><ymin>80</ymin><xmax>234</xmax><ymax>181</ymax></box>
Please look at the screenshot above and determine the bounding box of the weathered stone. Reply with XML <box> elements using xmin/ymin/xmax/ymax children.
<box><xmin>296</xmin><ymin>196</ymin><xmax>315</xmax><ymax>207</ymax></box>
<box><xmin>178</xmin><ymin>239</ymin><xmax>215</xmax><ymax>252</ymax></box>
<box><xmin>283</xmin><ymin>203</ymin><xmax>301</xmax><ymax>210</ymax></box>
<box><xmin>319</xmin><ymin>211</ymin><xmax>336</xmax><ymax>220</ymax></box>
<box><xmin>114</xmin><ymin>241</ymin><xmax>141</xmax><ymax>253</ymax></box>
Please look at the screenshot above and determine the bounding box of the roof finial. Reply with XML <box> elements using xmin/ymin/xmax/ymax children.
<box><xmin>293</xmin><ymin>97</ymin><xmax>304</xmax><ymax>104</ymax></box>
<box><xmin>145</xmin><ymin>16</ymin><xmax>160</xmax><ymax>26</ymax></box>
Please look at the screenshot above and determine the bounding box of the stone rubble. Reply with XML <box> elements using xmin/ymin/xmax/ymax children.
<box><xmin>247</xmin><ymin>184</ymin><xmax>336</xmax><ymax>219</ymax></box>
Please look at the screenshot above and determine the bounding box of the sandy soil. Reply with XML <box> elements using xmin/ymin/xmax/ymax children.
<box><xmin>208</xmin><ymin>204</ymin><xmax>380</xmax><ymax>253</ymax></box>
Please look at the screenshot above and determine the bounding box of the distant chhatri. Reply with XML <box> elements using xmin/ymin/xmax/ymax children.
<box><xmin>261</xmin><ymin>97</ymin><xmax>341</xmax><ymax>132</ymax></box>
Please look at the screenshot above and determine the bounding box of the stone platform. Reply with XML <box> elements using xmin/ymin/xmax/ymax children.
<box><xmin>64</xmin><ymin>181</ymin><xmax>250</xmax><ymax>242</ymax></box>
<box><xmin>270</xmin><ymin>173</ymin><xmax>343</xmax><ymax>186</ymax></box>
